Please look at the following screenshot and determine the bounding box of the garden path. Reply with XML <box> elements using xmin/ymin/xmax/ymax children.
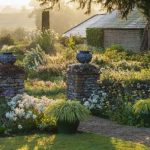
<box><xmin>79</xmin><ymin>116</ymin><xmax>150</xmax><ymax>146</ymax></box>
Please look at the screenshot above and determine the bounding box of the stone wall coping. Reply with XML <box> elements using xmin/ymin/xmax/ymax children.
<box><xmin>67</xmin><ymin>63</ymin><xmax>100</xmax><ymax>74</ymax></box>
<box><xmin>0</xmin><ymin>64</ymin><xmax>25</xmax><ymax>76</ymax></box>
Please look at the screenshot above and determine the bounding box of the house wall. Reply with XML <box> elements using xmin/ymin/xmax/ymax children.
<box><xmin>104</xmin><ymin>29</ymin><xmax>143</xmax><ymax>51</ymax></box>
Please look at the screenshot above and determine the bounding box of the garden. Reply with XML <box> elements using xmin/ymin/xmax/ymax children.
<box><xmin>0</xmin><ymin>29</ymin><xmax>150</xmax><ymax>150</ymax></box>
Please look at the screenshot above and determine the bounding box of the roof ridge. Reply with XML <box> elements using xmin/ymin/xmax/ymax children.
<box><xmin>63</xmin><ymin>13</ymin><xmax>105</xmax><ymax>35</ymax></box>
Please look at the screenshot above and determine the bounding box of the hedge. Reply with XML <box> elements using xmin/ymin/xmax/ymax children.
<box><xmin>86</xmin><ymin>28</ymin><xmax>104</xmax><ymax>48</ymax></box>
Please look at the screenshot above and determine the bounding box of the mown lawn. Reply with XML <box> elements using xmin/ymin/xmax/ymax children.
<box><xmin>0</xmin><ymin>133</ymin><xmax>149</xmax><ymax>150</ymax></box>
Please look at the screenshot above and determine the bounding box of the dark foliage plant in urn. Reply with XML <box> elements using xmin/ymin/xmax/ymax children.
<box><xmin>0</xmin><ymin>52</ymin><xmax>16</xmax><ymax>65</ymax></box>
<box><xmin>76</xmin><ymin>50</ymin><xmax>92</xmax><ymax>63</ymax></box>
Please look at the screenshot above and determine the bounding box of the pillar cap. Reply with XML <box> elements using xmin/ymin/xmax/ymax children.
<box><xmin>0</xmin><ymin>64</ymin><xmax>25</xmax><ymax>76</ymax></box>
<box><xmin>67</xmin><ymin>63</ymin><xmax>99</xmax><ymax>74</ymax></box>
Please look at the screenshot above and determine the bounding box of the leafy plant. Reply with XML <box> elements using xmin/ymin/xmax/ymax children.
<box><xmin>23</xmin><ymin>45</ymin><xmax>47</xmax><ymax>71</ymax></box>
<box><xmin>83</xmin><ymin>90</ymin><xmax>108</xmax><ymax>117</ymax></box>
<box><xmin>0</xmin><ymin>123</ymin><xmax>5</xmax><ymax>134</ymax></box>
<box><xmin>46</xmin><ymin>100</ymin><xmax>90</xmax><ymax>123</ymax></box>
<box><xmin>67</xmin><ymin>36</ymin><xmax>76</xmax><ymax>50</ymax></box>
<box><xmin>133</xmin><ymin>99</ymin><xmax>150</xmax><ymax>127</ymax></box>
<box><xmin>105</xmin><ymin>44</ymin><xmax>125</xmax><ymax>52</ymax></box>
<box><xmin>59</xmin><ymin>36</ymin><xmax>84</xmax><ymax>47</ymax></box>
<box><xmin>34</xmin><ymin>30</ymin><xmax>56</xmax><ymax>54</ymax></box>
<box><xmin>108</xmin><ymin>102</ymin><xmax>136</xmax><ymax>125</ymax></box>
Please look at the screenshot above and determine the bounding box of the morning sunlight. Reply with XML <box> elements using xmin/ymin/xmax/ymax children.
<box><xmin>0</xmin><ymin>0</ymin><xmax>149</xmax><ymax>150</ymax></box>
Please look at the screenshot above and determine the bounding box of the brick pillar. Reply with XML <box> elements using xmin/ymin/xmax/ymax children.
<box><xmin>0</xmin><ymin>65</ymin><xmax>26</xmax><ymax>99</ymax></box>
<box><xmin>67</xmin><ymin>63</ymin><xmax>100</xmax><ymax>101</ymax></box>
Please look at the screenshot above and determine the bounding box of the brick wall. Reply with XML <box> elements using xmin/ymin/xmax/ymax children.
<box><xmin>67</xmin><ymin>64</ymin><xmax>100</xmax><ymax>101</ymax></box>
<box><xmin>104</xmin><ymin>29</ymin><xmax>143</xmax><ymax>51</ymax></box>
<box><xmin>0</xmin><ymin>65</ymin><xmax>25</xmax><ymax>99</ymax></box>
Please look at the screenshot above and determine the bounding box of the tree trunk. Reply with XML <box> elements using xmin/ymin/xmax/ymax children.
<box><xmin>42</xmin><ymin>10</ymin><xmax>50</xmax><ymax>31</ymax></box>
<box><xmin>148</xmin><ymin>15</ymin><xmax>150</xmax><ymax>50</ymax></box>
<box><xmin>140</xmin><ymin>24</ymin><xmax>148</xmax><ymax>51</ymax></box>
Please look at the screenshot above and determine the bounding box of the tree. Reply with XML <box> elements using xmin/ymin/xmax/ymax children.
<box><xmin>37</xmin><ymin>0</ymin><xmax>150</xmax><ymax>50</ymax></box>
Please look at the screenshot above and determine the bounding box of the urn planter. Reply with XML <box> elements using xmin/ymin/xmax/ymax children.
<box><xmin>0</xmin><ymin>52</ymin><xmax>16</xmax><ymax>65</ymax></box>
<box><xmin>76</xmin><ymin>51</ymin><xmax>92</xmax><ymax>64</ymax></box>
<box><xmin>57</xmin><ymin>120</ymin><xmax>79</xmax><ymax>134</ymax></box>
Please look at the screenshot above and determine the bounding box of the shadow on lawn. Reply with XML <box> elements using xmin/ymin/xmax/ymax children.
<box><xmin>0</xmin><ymin>133</ymin><xmax>117</xmax><ymax>150</ymax></box>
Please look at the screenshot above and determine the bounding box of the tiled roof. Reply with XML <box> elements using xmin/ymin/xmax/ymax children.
<box><xmin>64</xmin><ymin>10</ymin><xmax>147</xmax><ymax>37</ymax></box>
<box><xmin>64</xmin><ymin>14</ymin><xmax>103</xmax><ymax>37</ymax></box>
<box><xmin>90</xmin><ymin>10</ymin><xmax>147</xmax><ymax>29</ymax></box>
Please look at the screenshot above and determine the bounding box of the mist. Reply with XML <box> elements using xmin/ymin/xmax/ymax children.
<box><xmin>0</xmin><ymin>2</ymin><xmax>99</xmax><ymax>33</ymax></box>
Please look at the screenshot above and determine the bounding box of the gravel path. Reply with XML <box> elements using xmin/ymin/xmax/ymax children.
<box><xmin>79</xmin><ymin>116</ymin><xmax>150</xmax><ymax>147</ymax></box>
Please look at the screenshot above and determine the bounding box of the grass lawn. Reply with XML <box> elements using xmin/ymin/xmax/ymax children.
<box><xmin>0</xmin><ymin>133</ymin><xmax>149</xmax><ymax>150</ymax></box>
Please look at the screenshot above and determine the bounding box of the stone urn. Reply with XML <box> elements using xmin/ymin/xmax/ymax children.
<box><xmin>0</xmin><ymin>52</ymin><xmax>16</xmax><ymax>65</ymax></box>
<box><xmin>76</xmin><ymin>51</ymin><xmax>92</xmax><ymax>63</ymax></box>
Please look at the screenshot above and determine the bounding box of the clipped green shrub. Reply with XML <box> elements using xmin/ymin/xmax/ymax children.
<box><xmin>86</xmin><ymin>28</ymin><xmax>104</xmax><ymax>48</ymax></box>
<box><xmin>133</xmin><ymin>99</ymin><xmax>150</xmax><ymax>127</ymax></box>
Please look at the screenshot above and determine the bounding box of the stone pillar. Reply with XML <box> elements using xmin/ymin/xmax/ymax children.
<box><xmin>67</xmin><ymin>63</ymin><xmax>100</xmax><ymax>101</ymax></box>
<box><xmin>0</xmin><ymin>64</ymin><xmax>25</xmax><ymax>99</ymax></box>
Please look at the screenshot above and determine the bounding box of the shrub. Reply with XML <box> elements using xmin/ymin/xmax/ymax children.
<box><xmin>108</xmin><ymin>101</ymin><xmax>136</xmax><ymax>125</ymax></box>
<box><xmin>32</xmin><ymin>30</ymin><xmax>57</xmax><ymax>54</ymax></box>
<box><xmin>0</xmin><ymin>123</ymin><xmax>5</xmax><ymax>134</ymax></box>
<box><xmin>67</xmin><ymin>36</ymin><xmax>76</xmax><ymax>50</ymax></box>
<box><xmin>133</xmin><ymin>99</ymin><xmax>150</xmax><ymax>127</ymax></box>
<box><xmin>86</xmin><ymin>28</ymin><xmax>104</xmax><ymax>48</ymax></box>
<box><xmin>105</xmin><ymin>44</ymin><xmax>125</xmax><ymax>52</ymax></box>
<box><xmin>13</xmin><ymin>27</ymin><xmax>27</xmax><ymax>41</ymax></box>
<box><xmin>5</xmin><ymin>94</ymin><xmax>55</xmax><ymax>133</ymax></box>
<box><xmin>83</xmin><ymin>90</ymin><xmax>108</xmax><ymax>117</ymax></box>
<box><xmin>23</xmin><ymin>45</ymin><xmax>47</xmax><ymax>71</ymax></box>
<box><xmin>0</xmin><ymin>97</ymin><xmax>8</xmax><ymax>132</ymax></box>
<box><xmin>0</xmin><ymin>34</ymin><xmax>14</xmax><ymax>47</ymax></box>
<box><xmin>59</xmin><ymin>36</ymin><xmax>84</xmax><ymax>47</ymax></box>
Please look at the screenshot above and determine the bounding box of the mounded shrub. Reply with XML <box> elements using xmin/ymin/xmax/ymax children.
<box><xmin>0</xmin><ymin>35</ymin><xmax>14</xmax><ymax>47</ymax></box>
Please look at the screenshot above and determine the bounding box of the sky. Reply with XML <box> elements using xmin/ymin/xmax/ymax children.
<box><xmin>0</xmin><ymin>0</ymin><xmax>31</xmax><ymax>8</ymax></box>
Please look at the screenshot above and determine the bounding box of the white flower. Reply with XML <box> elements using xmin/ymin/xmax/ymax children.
<box><xmin>93</xmin><ymin>99</ymin><xmax>98</xmax><ymax>103</ymax></box>
<box><xmin>5</xmin><ymin>112</ymin><xmax>16</xmax><ymax>120</ymax></box>
<box><xmin>97</xmin><ymin>105</ymin><xmax>102</xmax><ymax>109</ymax></box>
<box><xmin>18</xmin><ymin>125</ymin><xmax>23</xmax><ymax>130</ymax></box>
<box><xmin>15</xmin><ymin>108</ymin><xmax>25</xmax><ymax>118</ymax></box>
<box><xmin>89</xmin><ymin>104</ymin><xmax>94</xmax><ymax>109</ymax></box>
<box><xmin>32</xmin><ymin>114</ymin><xmax>37</xmax><ymax>119</ymax></box>
<box><xmin>18</xmin><ymin>103</ymin><xmax>24</xmax><ymax>108</ymax></box>
<box><xmin>84</xmin><ymin>101</ymin><xmax>90</xmax><ymax>108</ymax></box>
<box><xmin>13</xmin><ymin>117</ymin><xmax>17</xmax><ymax>121</ymax></box>
<box><xmin>25</xmin><ymin>113</ymin><xmax>31</xmax><ymax>119</ymax></box>
<box><xmin>102</xmin><ymin>92</ymin><xmax>107</xmax><ymax>97</ymax></box>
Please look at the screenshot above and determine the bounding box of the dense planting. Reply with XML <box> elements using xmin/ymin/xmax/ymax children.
<box><xmin>0</xmin><ymin>29</ymin><xmax>150</xmax><ymax>135</ymax></box>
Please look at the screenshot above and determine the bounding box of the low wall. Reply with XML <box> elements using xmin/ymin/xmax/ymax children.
<box><xmin>67</xmin><ymin>63</ymin><xmax>100</xmax><ymax>101</ymax></box>
<box><xmin>0</xmin><ymin>64</ymin><xmax>25</xmax><ymax>99</ymax></box>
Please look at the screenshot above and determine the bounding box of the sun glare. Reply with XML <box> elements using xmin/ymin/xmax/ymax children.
<box><xmin>0</xmin><ymin>0</ymin><xmax>31</xmax><ymax>8</ymax></box>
